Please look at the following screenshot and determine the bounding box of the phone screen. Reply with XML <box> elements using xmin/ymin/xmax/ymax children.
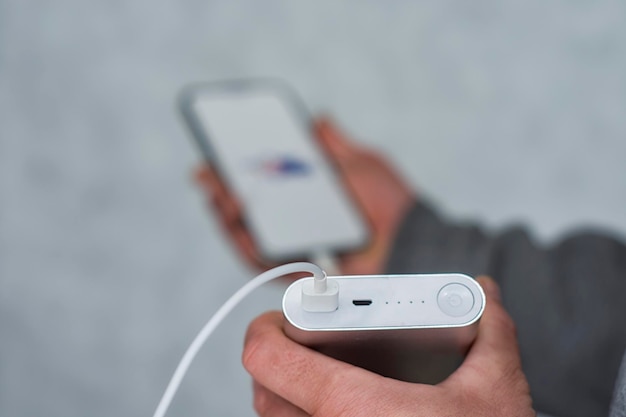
<box><xmin>186</xmin><ymin>83</ymin><xmax>369</xmax><ymax>261</ymax></box>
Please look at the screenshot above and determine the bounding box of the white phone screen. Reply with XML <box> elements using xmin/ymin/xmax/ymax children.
<box><xmin>191</xmin><ymin>88</ymin><xmax>368</xmax><ymax>260</ymax></box>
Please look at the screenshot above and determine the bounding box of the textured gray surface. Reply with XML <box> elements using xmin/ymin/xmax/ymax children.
<box><xmin>610</xmin><ymin>354</ymin><xmax>626</xmax><ymax>417</ymax></box>
<box><xmin>1</xmin><ymin>1</ymin><xmax>625</xmax><ymax>416</ymax></box>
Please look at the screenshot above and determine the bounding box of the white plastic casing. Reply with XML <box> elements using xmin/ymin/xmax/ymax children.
<box><xmin>282</xmin><ymin>273</ymin><xmax>485</xmax><ymax>382</ymax></box>
<box><xmin>301</xmin><ymin>278</ymin><xmax>339</xmax><ymax>312</ymax></box>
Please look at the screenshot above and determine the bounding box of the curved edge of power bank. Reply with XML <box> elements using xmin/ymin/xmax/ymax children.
<box><xmin>282</xmin><ymin>273</ymin><xmax>485</xmax><ymax>354</ymax></box>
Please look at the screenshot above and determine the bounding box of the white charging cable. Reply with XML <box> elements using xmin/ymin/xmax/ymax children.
<box><xmin>152</xmin><ymin>262</ymin><xmax>328</xmax><ymax>417</ymax></box>
<box><xmin>311</xmin><ymin>252</ymin><xmax>340</xmax><ymax>276</ymax></box>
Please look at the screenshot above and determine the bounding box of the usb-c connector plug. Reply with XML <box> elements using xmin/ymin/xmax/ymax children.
<box><xmin>301</xmin><ymin>270</ymin><xmax>339</xmax><ymax>312</ymax></box>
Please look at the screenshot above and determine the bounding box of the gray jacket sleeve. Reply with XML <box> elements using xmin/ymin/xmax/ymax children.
<box><xmin>611</xmin><ymin>354</ymin><xmax>626</xmax><ymax>417</ymax></box>
<box><xmin>385</xmin><ymin>201</ymin><xmax>626</xmax><ymax>417</ymax></box>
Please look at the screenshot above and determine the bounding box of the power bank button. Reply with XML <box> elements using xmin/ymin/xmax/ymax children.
<box><xmin>437</xmin><ymin>283</ymin><xmax>474</xmax><ymax>317</ymax></box>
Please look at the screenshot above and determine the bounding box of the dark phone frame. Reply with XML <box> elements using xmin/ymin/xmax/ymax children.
<box><xmin>178</xmin><ymin>78</ymin><xmax>371</xmax><ymax>264</ymax></box>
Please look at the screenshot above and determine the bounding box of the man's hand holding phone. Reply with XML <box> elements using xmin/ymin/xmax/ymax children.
<box><xmin>194</xmin><ymin>117</ymin><xmax>415</xmax><ymax>275</ymax></box>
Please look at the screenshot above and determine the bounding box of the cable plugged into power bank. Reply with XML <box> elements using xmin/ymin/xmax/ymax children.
<box><xmin>151</xmin><ymin>261</ymin><xmax>332</xmax><ymax>417</ymax></box>
<box><xmin>301</xmin><ymin>271</ymin><xmax>339</xmax><ymax>312</ymax></box>
<box><xmin>153</xmin><ymin>259</ymin><xmax>485</xmax><ymax>415</ymax></box>
<box><xmin>301</xmin><ymin>252</ymin><xmax>340</xmax><ymax>312</ymax></box>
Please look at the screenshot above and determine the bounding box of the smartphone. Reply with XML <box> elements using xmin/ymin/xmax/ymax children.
<box><xmin>179</xmin><ymin>79</ymin><xmax>370</xmax><ymax>263</ymax></box>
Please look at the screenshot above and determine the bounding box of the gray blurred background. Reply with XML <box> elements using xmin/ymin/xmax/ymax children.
<box><xmin>1</xmin><ymin>1</ymin><xmax>625</xmax><ymax>416</ymax></box>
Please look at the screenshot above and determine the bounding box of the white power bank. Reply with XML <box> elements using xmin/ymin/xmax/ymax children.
<box><xmin>283</xmin><ymin>273</ymin><xmax>485</xmax><ymax>383</ymax></box>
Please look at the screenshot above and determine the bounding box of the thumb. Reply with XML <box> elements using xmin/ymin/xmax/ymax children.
<box><xmin>314</xmin><ymin>116</ymin><xmax>354</xmax><ymax>157</ymax></box>
<box><xmin>457</xmin><ymin>276</ymin><xmax>523</xmax><ymax>381</ymax></box>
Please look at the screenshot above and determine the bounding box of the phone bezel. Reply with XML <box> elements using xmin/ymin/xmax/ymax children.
<box><xmin>178</xmin><ymin>78</ymin><xmax>371</xmax><ymax>264</ymax></box>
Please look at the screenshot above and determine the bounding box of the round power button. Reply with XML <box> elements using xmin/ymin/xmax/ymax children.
<box><xmin>437</xmin><ymin>283</ymin><xmax>474</xmax><ymax>317</ymax></box>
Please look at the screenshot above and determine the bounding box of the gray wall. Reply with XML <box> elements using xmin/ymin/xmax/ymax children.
<box><xmin>1</xmin><ymin>1</ymin><xmax>625</xmax><ymax>416</ymax></box>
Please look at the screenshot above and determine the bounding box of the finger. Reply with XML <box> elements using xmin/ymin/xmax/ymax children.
<box><xmin>194</xmin><ymin>166</ymin><xmax>237</xmax><ymax>210</ymax></box>
<box><xmin>194</xmin><ymin>171</ymin><xmax>266</xmax><ymax>269</ymax></box>
<box><xmin>315</xmin><ymin>117</ymin><xmax>394</xmax><ymax>185</ymax></box>
<box><xmin>314</xmin><ymin>116</ymin><xmax>358</xmax><ymax>158</ymax></box>
<box><xmin>193</xmin><ymin>165</ymin><xmax>224</xmax><ymax>195</ymax></box>
<box><xmin>212</xmin><ymin>193</ymin><xmax>243</xmax><ymax>225</ymax></box>
<box><xmin>193</xmin><ymin>164</ymin><xmax>213</xmax><ymax>184</ymax></box>
<box><xmin>243</xmin><ymin>311</ymin><xmax>383</xmax><ymax>416</ymax></box>
<box><xmin>194</xmin><ymin>166</ymin><xmax>246</xmax><ymax>229</ymax></box>
<box><xmin>252</xmin><ymin>381</ymin><xmax>310</xmax><ymax>417</ymax></box>
<box><xmin>454</xmin><ymin>276</ymin><xmax>523</xmax><ymax>382</ymax></box>
<box><xmin>194</xmin><ymin>166</ymin><xmax>238</xmax><ymax>207</ymax></box>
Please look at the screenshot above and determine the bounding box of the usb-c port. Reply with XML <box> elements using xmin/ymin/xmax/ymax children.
<box><xmin>352</xmin><ymin>299</ymin><xmax>372</xmax><ymax>306</ymax></box>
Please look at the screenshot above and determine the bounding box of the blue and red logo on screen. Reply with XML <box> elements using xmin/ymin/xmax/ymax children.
<box><xmin>256</xmin><ymin>155</ymin><xmax>312</xmax><ymax>177</ymax></box>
